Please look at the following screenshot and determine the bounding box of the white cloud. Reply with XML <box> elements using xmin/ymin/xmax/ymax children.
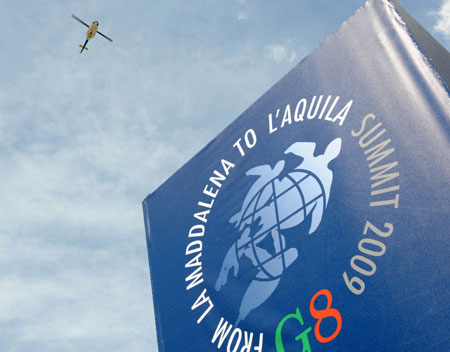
<box><xmin>237</xmin><ymin>11</ymin><xmax>249</xmax><ymax>21</ymax></box>
<box><xmin>264</xmin><ymin>43</ymin><xmax>297</xmax><ymax>64</ymax></box>
<box><xmin>0</xmin><ymin>236</ymin><xmax>154</xmax><ymax>351</ymax></box>
<box><xmin>433</xmin><ymin>0</ymin><xmax>450</xmax><ymax>39</ymax></box>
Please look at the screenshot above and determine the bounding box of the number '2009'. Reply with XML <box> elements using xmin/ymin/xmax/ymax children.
<box><xmin>343</xmin><ymin>220</ymin><xmax>393</xmax><ymax>295</ymax></box>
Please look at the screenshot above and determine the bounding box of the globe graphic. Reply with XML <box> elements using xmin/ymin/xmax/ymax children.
<box><xmin>235</xmin><ymin>169</ymin><xmax>326</xmax><ymax>281</ymax></box>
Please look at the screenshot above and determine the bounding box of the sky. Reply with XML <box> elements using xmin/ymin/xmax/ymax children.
<box><xmin>0</xmin><ymin>0</ymin><xmax>449</xmax><ymax>351</ymax></box>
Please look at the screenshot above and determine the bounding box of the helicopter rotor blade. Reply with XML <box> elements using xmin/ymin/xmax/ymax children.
<box><xmin>97</xmin><ymin>31</ymin><xmax>113</xmax><ymax>42</ymax></box>
<box><xmin>71</xmin><ymin>14</ymin><xmax>89</xmax><ymax>28</ymax></box>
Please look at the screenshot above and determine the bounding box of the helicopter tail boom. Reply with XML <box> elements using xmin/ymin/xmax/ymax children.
<box><xmin>80</xmin><ymin>40</ymin><xmax>89</xmax><ymax>53</ymax></box>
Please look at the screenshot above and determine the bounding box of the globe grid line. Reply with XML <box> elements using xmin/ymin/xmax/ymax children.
<box><xmin>239</xmin><ymin>172</ymin><xmax>311</xmax><ymax>225</ymax></box>
<box><xmin>236</xmin><ymin>169</ymin><xmax>326</xmax><ymax>245</ymax></box>
<box><xmin>270</xmin><ymin>179</ymin><xmax>287</xmax><ymax>272</ymax></box>
<box><xmin>236</xmin><ymin>198</ymin><xmax>325</xmax><ymax>281</ymax></box>
<box><xmin>249</xmin><ymin>182</ymin><xmax>275</xmax><ymax>280</ymax></box>
<box><xmin>236</xmin><ymin>194</ymin><xmax>325</xmax><ymax>253</ymax></box>
<box><xmin>231</xmin><ymin>168</ymin><xmax>328</xmax><ymax>280</ymax></box>
<box><xmin>286</xmin><ymin>173</ymin><xmax>308</xmax><ymax>221</ymax></box>
<box><xmin>240</xmin><ymin>193</ymin><xmax>325</xmax><ymax>278</ymax></box>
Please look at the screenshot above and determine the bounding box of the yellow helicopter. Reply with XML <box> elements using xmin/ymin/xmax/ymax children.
<box><xmin>72</xmin><ymin>14</ymin><xmax>113</xmax><ymax>53</ymax></box>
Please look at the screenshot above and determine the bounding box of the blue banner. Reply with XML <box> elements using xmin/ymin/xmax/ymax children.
<box><xmin>143</xmin><ymin>0</ymin><xmax>450</xmax><ymax>350</ymax></box>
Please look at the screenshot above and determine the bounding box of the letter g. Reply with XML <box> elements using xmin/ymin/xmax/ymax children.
<box><xmin>275</xmin><ymin>308</ymin><xmax>312</xmax><ymax>352</ymax></box>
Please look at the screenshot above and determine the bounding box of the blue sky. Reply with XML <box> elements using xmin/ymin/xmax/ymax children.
<box><xmin>0</xmin><ymin>0</ymin><xmax>449</xmax><ymax>351</ymax></box>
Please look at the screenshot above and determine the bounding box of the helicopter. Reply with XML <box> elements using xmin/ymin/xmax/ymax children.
<box><xmin>72</xmin><ymin>14</ymin><xmax>113</xmax><ymax>53</ymax></box>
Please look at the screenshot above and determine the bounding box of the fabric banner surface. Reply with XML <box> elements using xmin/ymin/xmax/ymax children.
<box><xmin>143</xmin><ymin>0</ymin><xmax>450</xmax><ymax>350</ymax></box>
